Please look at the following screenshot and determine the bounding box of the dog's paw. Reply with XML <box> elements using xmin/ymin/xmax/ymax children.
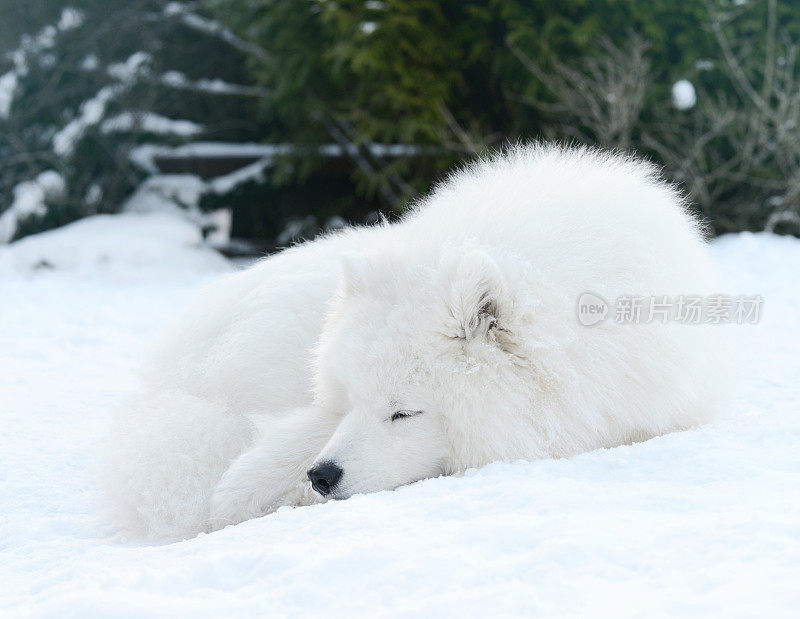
<box><xmin>208</xmin><ymin>452</ymin><xmax>270</xmax><ymax>530</ymax></box>
<box><xmin>208</xmin><ymin>481</ymin><xmax>254</xmax><ymax>531</ymax></box>
<box><xmin>208</xmin><ymin>443</ymin><xmax>322</xmax><ymax>531</ymax></box>
<box><xmin>209</xmin><ymin>476</ymin><xmax>318</xmax><ymax>531</ymax></box>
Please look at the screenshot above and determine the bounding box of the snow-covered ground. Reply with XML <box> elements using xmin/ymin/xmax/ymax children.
<box><xmin>1</xmin><ymin>213</ymin><xmax>799</xmax><ymax>617</ymax></box>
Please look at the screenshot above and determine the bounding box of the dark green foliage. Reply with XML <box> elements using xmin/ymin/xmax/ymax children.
<box><xmin>200</xmin><ymin>0</ymin><xmax>724</xmax><ymax>218</ymax></box>
<box><xmin>202</xmin><ymin>0</ymin><xmax>800</xmax><ymax>237</ymax></box>
<box><xmin>4</xmin><ymin>0</ymin><xmax>798</xmax><ymax>244</ymax></box>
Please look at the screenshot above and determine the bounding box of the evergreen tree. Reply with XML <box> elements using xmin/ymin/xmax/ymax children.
<box><xmin>202</xmin><ymin>0</ymin><xmax>720</xmax><ymax>210</ymax></box>
<box><xmin>205</xmin><ymin>0</ymin><xmax>800</xmax><ymax>236</ymax></box>
<box><xmin>0</xmin><ymin>0</ymin><xmax>264</xmax><ymax>241</ymax></box>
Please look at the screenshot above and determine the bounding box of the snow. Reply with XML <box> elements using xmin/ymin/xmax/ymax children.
<box><xmin>126</xmin><ymin>175</ymin><xmax>208</xmax><ymax>212</ymax></box>
<box><xmin>84</xmin><ymin>183</ymin><xmax>103</xmax><ymax>206</ymax></box>
<box><xmin>129</xmin><ymin>141</ymin><xmax>428</xmax><ymax>174</ymax></box>
<box><xmin>159</xmin><ymin>69</ymin><xmax>268</xmax><ymax>97</ymax></box>
<box><xmin>672</xmin><ymin>79</ymin><xmax>697</xmax><ymax>111</ymax></box>
<box><xmin>101</xmin><ymin>111</ymin><xmax>203</xmax><ymax>137</ymax></box>
<box><xmin>694</xmin><ymin>59</ymin><xmax>714</xmax><ymax>72</ymax></box>
<box><xmin>129</xmin><ymin>142</ymin><xmax>291</xmax><ymax>175</ymax></box>
<box><xmin>120</xmin><ymin>174</ymin><xmax>233</xmax><ymax>247</ymax></box>
<box><xmin>193</xmin><ymin>77</ymin><xmax>258</xmax><ymax>94</ymax></box>
<box><xmin>57</xmin><ymin>7</ymin><xmax>86</xmax><ymax>32</ymax></box>
<box><xmin>204</xmin><ymin>208</ymin><xmax>233</xmax><ymax>246</ymax></box>
<box><xmin>0</xmin><ymin>8</ymin><xmax>85</xmax><ymax>118</ymax></box>
<box><xmin>79</xmin><ymin>53</ymin><xmax>100</xmax><ymax>71</ymax></box>
<box><xmin>0</xmin><ymin>171</ymin><xmax>66</xmax><ymax>243</ymax></box>
<box><xmin>135</xmin><ymin>141</ymin><xmax>292</xmax><ymax>161</ymax></box>
<box><xmin>109</xmin><ymin>169</ymin><xmax>244</xmax><ymax>248</ymax></box>
<box><xmin>106</xmin><ymin>51</ymin><xmax>152</xmax><ymax>82</ymax></box>
<box><xmin>0</xmin><ymin>211</ymin><xmax>229</xmax><ymax>278</ymax></box>
<box><xmin>163</xmin><ymin>2</ymin><xmax>186</xmax><ymax>17</ymax></box>
<box><xmin>52</xmin><ymin>85</ymin><xmax>122</xmax><ymax>156</ymax></box>
<box><xmin>0</xmin><ymin>70</ymin><xmax>19</xmax><ymax>118</ymax></box>
<box><xmin>209</xmin><ymin>158</ymin><xmax>270</xmax><ymax>193</ymax></box>
<box><xmin>161</xmin><ymin>69</ymin><xmax>188</xmax><ymax>87</ymax></box>
<box><xmin>163</xmin><ymin>2</ymin><xmax>267</xmax><ymax>61</ymax></box>
<box><xmin>52</xmin><ymin>52</ymin><xmax>154</xmax><ymax>156</ymax></box>
<box><xmin>32</xmin><ymin>170</ymin><xmax>66</xmax><ymax>199</ymax></box>
<box><xmin>1</xmin><ymin>223</ymin><xmax>799</xmax><ymax>616</ymax></box>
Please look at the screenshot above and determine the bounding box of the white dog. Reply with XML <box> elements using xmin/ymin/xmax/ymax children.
<box><xmin>104</xmin><ymin>144</ymin><xmax>731</xmax><ymax>541</ymax></box>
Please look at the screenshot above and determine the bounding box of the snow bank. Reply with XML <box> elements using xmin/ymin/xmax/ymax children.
<box><xmin>122</xmin><ymin>174</ymin><xmax>208</xmax><ymax>215</ymax></box>
<box><xmin>1</xmin><ymin>230</ymin><xmax>799</xmax><ymax>616</ymax></box>
<box><xmin>0</xmin><ymin>211</ymin><xmax>231</xmax><ymax>278</ymax></box>
<box><xmin>121</xmin><ymin>174</ymin><xmax>232</xmax><ymax>246</ymax></box>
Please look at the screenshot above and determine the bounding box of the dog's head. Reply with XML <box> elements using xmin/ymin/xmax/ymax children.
<box><xmin>307</xmin><ymin>246</ymin><xmax>527</xmax><ymax>499</ymax></box>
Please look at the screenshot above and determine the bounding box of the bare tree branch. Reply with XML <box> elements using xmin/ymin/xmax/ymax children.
<box><xmin>509</xmin><ymin>34</ymin><xmax>650</xmax><ymax>151</ymax></box>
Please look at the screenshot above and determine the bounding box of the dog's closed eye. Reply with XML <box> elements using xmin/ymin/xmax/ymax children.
<box><xmin>390</xmin><ymin>410</ymin><xmax>423</xmax><ymax>422</ymax></box>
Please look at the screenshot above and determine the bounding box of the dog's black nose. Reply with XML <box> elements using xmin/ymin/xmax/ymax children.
<box><xmin>307</xmin><ymin>462</ymin><xmax>343</xmax><ymax>496</ymax></box>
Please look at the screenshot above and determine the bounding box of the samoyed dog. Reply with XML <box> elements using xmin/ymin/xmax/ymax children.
<box><xmin>104</xmin><ymin>144</ymin><xmax>731</xmax><ymax>541</ymax></box>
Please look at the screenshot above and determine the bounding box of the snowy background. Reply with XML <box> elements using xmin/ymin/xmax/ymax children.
<box><xmin>1</xmin><ymin>210</ymin><xmax>799</xmax><ymax>616</ymax></box>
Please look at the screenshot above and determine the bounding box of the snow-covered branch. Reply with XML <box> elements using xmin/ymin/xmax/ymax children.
<box><xmin>158</xmin><ymin>70</ymin><xmax>269</xmax><ymax>98</ymax></box>
<box><xmin>162</xmin><ymin>2</ymin><xmax>267</xmax><ymax>61</ymax></box>
<box><xmin>0</xmin><ymin>7</ymin><xmax>86</xmax><ymax>119</ymax></box>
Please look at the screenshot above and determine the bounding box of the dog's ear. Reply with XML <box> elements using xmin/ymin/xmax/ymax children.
<box><xmin>441</xmin><ymin>250</ymin><xmax>508</xmax><ymax>344</ymax></box>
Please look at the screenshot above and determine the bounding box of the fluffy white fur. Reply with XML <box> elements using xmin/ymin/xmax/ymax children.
<box><xmin>104</xmin><ymin>144</ymin><xmax>731</xmax><ymax>541</ymax></box>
